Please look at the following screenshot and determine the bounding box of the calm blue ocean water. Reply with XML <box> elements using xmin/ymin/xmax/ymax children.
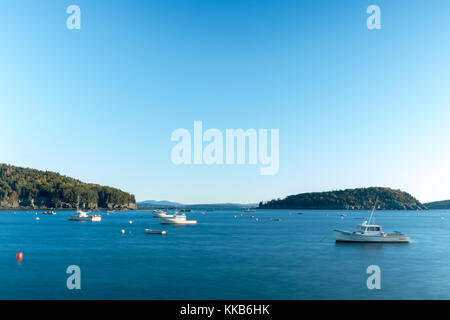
<box><xmin>0</xmin><ymin>209</ymin><xmax>449</xmax><ymax>299</ymax></box>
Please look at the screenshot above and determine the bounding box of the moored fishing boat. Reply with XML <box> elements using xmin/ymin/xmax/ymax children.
<box><xmin>145</xmin><ymin>229</ymin><xmax>168</xmax><ymax>235</ymax></box>
<box><xmin>69</xmin><ymin>210</ymin><xmax>102</xmax><ymax>222</ymax></box>
<box><xmin>334</xmin><ymin>222</ymin><xmax>410</xmax><ymax>243</ymax></box>
<box><xmin>159</xmin><ymin>213</ymin><xmax>197</xmax><ymax>225</ymax></box>
<box><xmin>333</xmin><ymin>201</ymin><xmax>410</xmax><ymax>243</ymax></box>
<box><xmin>152</xmin><ymin>212</ymin><xmax>174</xmax><ymax>218</ymax></box>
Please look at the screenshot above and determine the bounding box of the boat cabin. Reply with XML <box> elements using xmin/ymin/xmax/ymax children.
<box><xmin>356</xmin><ymin>221</ymin><xmax>383</xmax><ymax>235</ymax></box>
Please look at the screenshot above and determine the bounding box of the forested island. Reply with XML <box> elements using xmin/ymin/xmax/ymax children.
<box><xmin>258</xmin><ymin>187</ymin><xmax>426</xmax><ymax>210</ymax></box>
<box><xmin>0</xmin><ymin>164</ymin><xmax>136</xmax><ymax>210</ymax></box>
<box><xmin>424</xmin><ymin>200</ymin><xmax>450</xmax><ymax>210</ymax></box>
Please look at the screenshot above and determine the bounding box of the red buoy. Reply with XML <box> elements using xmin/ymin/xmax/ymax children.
<box><xmin>16</xmin><ymin>252</ymin><xmax>23</xmax><ymax>260</ymax></box>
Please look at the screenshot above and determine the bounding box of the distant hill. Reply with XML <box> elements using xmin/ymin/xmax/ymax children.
<box><xmin>137</xmin><ymin>200</ymin><xmax>184</xmax><ymax>208</ymax></box>
<box><xmin>258</xmin><ymin>187</ymin><xmax>426</xmax><ymax>210</ymax></box>
<box><xmin>185</xmin><ymin>203</ymin><xmax>258</xmax><ymax>210</ymax></box>
<box><xmin>0</xmin><ymin>164</ymin><xmax>136</xmax><ymax>210</ymax></box>
<box><xmin>424</xmin><ymin>200</ymin><xmax>450</xmax><ymax>210</ymax></box>
<box><xmin>137</xmin><ymin>200</ymin><xmax>257</xmax><ymax>210</ymax></box>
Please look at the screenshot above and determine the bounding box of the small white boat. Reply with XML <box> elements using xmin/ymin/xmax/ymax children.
<box><xmin>159</xmin><ymin>213</ymin><xmax>197</xmax><ymax>225</ymax></box>
<box><xmin>152</xmin><ymin>212</ymin><xmax>174</xmax><ymax>218</ymax></box>
<box><xmin>69</xmin><ymin>210</ymin><xmax>102</xmax><ymax>222</ymax></box>
<box><xmin>145</xmin><ymin>229</ymin><xmax>168</xmax><ymax>235</ymax></box>
<box><xmin>42</xmin><ymin>211</ymin><xmax>56</xmax><ymax>215</ymax></box>
<box><xmin>333</xmin><ymin>202</ymin><xmax>410</xmax><ymax>243</ymax></box>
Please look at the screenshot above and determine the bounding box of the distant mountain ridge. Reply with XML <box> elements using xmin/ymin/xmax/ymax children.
<box><xmin>424</xmin><ymin>200</ymin><xmax>450</xmax><ymax>210</ymax></box>
<box><xmin>137</xmin><ymin>200</ymin><xmax>257</xmax><ymax>210</ymax></box>
<box><xmin>138</xmin><ymin>200</ymin><xmax>183</xmax><ymax>207</ymax></box>
<box><xmin>258</xmin><ymin>187</ymin><xmax>426</xmax><ymax>210</ymax></box>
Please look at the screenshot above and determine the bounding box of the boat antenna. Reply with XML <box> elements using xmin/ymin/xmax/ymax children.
<box><xmin>368</xmin><ymin>198</ymin><xmax>378</xmax><ymax>225</ymax></box>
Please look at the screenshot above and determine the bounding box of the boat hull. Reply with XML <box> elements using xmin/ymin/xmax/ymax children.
<box><xmin>334</xmin><ymin>230</ymin><xmax>410</xmax><ymax>243</ymax></box>
<box><xmin>69</xmin><ymin>216</ymin><xmax>101</xmax><ymax>222</ymax></box>
<box><xmin>159</xmin><ymin>218</ymin><xmax>197</xmax><ymax>225</ymax></box>
<box><xmin>145</xmin><ymin>229</ymin><xmax>167</xmax><ymax>235</ymax></box>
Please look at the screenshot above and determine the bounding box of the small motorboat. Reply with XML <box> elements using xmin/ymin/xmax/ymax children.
<box><xmin>42</xmin><ymin>211</ymin><xmax>56</xmax><ymax>215</ymax></box>
<box><xmin>271</xmin><ymin>218</ymin><xmax>282</xmax><ymax>222</ymax></box>
<box><xmin>145</xmin><ymin>229</ymin><xmax>168</xmax><ymax>235</ymax></box>
<box><xmin>159</xmin><ymin>213</ymin><xmax>197</xmax><ymax>225</ymax></box>
<box><xmin>69</xmin><ymin>210</ymin><xmax>101</xmax><ymax>222</ymax></box>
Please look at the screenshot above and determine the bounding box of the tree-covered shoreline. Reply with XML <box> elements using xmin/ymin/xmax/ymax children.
<box><xmin>0</xmin><ymin>164</ymin><xmax>136</xmax><ymax>210</ymax></box>
<box><xmin>259</xmin><ymin>187</ymin><xmax>426</xmax><ymax>210</ymax></box>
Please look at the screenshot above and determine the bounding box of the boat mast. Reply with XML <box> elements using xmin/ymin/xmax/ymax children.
<box><xmin>76</xmin><ymin>194</ymin><xmax>80</xmax><ymax>212</ymax></box>
<box><xmin>367</xmin><ymin>198</ymin><xmax>378</xmax><ymax>225</ymax></box>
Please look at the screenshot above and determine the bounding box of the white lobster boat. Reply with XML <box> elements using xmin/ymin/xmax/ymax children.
<box><xmin>334</xmin><ymin>222</ymin><xmax>410</xmax><ymax>243</ymax></box>
<box><xmin>69</xmin><ymin>210</ymin><xmax>102</xmax><ymax>222</ymax></box>
<box><xmin>152</xmin><ymin>212</ymin><xmax>174</xmax><ymax>218</ymax></box>
<box><xmin>145</xmin><ymin>229</ymin><xmax>168</xmax><ymax>235</ymax></box>
<box><xmin>159</xmin><ymin>213</ymin><xmax>197</xmax><ymax>225</ymax></box>
<box><xmin>334</xmin><ymin>202</ymin><xmax>410</xmax><ymax>243</ymax></box>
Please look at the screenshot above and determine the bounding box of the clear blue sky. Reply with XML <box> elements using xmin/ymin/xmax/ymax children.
<box><xmin>1</xmin><ymin>0</ymin><xmax>449</xmax><ymax>203</ymax></box>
